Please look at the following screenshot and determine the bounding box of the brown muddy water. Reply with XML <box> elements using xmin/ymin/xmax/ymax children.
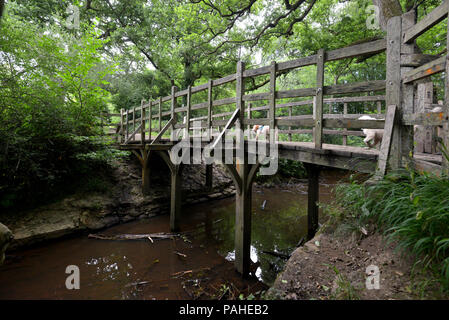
<box><xmin>0</xmin><ymin>170</ymin><xmax>347</xmax><ymax>300</ymax></box>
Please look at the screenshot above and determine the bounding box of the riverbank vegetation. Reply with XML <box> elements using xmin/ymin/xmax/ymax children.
<box><xmin>329</xmin><ymin>167</ymin><xmax>449</xmax><ymax>297</ymax></box>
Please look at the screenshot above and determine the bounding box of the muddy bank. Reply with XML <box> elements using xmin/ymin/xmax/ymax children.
<box><xmin>0</xmin><ymin>155</ymin><xmax>235</xmax><ymax>250</ymax></box>
<box><xmin>267</xmin><ymin>230</ymin><xmax>419</xmax><ymax>300</ymax></box>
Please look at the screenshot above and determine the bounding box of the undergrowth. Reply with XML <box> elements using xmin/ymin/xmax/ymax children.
<box><xmin>332</xmin><ymin>169</ymin><xmax>449</xmax><ymax>295</ymax></box>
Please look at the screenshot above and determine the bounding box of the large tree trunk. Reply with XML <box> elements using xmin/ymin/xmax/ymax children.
<box><xmin>373</xmin><ymin>0</ymin><xmax>404</xmax><ymax>31</ymax></box>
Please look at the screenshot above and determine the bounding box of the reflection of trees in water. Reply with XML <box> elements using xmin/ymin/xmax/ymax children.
<box><xmin>203</xmin><ymin>190</ymin><xmax>310</xmax><ymax>285</ymax></box>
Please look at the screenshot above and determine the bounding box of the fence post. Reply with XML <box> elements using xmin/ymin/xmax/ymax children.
<box><xmin>247</xmin><ymin>103</ymin><xmax>252</xmax><ymax>135</ymax></box>
<box><xmin>149</xmin><ymin>99</ymin><xmax>152</xmax><ymax>141</ymax></box>
<box><xmin>269</xmin><ymin>61</ymin><xmax>277</xmax><ymax>144</ymax></box>
<box><xmin>132</xmin><ymin>106</ymin><xmax>136</xmax><ymax>142</ymax></box>
<box><xmin>140</xmin><ymin>99</ymin><xmax>145</xmax><ymax>145</ymax></box>
<box><xmin>126</xmin><ymin>109</ymin><xmax>129</xmax><ymax>141</ymax></box>
<box><xmin>386</xmin><ymin>16</ymin><xmax>402</xmax><ymax>170</ymax></box>
<box><xmin>343</xmin><ymin>102</ymin><xmax>348</xmax><ymax>146</ymax></box>
<box><xmin>401</xmin><ymin>10</ymin><xmax>417</xmax><ymax>168</ymax></box>
<box><xmin>186</xmin><ymin>85</ymin><xmax>191</xmax><ymax>139</ymax></box>
<box><xmin>207</xmin><ymin>80</ymin><xmax>212</xmax><ymax>141</ymax></box>
<box><xmin>443</xmin><ymin>12</ymin><xmax>449</xmax><ymax>175</ymax></box>
<box><xmin>314</xmin><ymin>49</ymin><xmax>325</xmax><ymax>149</ymax></box>
<box><xmin>171</xmin><ymin>86</ymin><xmax>178</xmax><ymax>140</ymax></box>
<box><xmin>288</xmin><ymin>106</ymin><xmax>292</xmax><ymax>141</ymax></box>
<box><xmin>119</xmin><ymin>108</ymin><xmax>124</xmax><ymax>143</ymax></box>
<box><xmin>158</xmin><ymin>97</ymin><xmax>162</xmax><ymax>134</ymax></box>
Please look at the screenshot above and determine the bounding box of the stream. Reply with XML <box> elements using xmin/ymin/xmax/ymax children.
<box><xmin>0</xmin><ymin>170</ymin><xmax>346</xmax><ymax>299</ymax></box>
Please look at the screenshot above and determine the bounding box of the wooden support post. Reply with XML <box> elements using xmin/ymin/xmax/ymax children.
<box><xmin>149</xmin><ymin>99</ymin><xmax>152</xmax><ymax>141</ymax></box>
<box><xmin>377</xmin><ymin>101</ymin><xmax>382</xmax><ymax>114</ymax></box>
<box><xmin>126</xmin><ymin>109</ymin><xmax>129</xmax><ymax>141</ymax></box>
<box><xmin>343</xmin><ymin>102</ymin><xmax>348</xmax><ymax>146</ymax></box>
<box><xmin>235</xmin><ymin>161</ymin><xmax>252</xmax><ymax>276</ymax></box>
<box><xmin>314</xmin><ymin>49</ymin><xmax>325</xmax><ymax>149</ymax></box>
<box><xmin>119</xmin><ymin>108</ymin><xmax>124</xmax><ymax>143</ymax></box>
<box><xmin>443</xmin><ymin>14</ymin><xmax>449</xmax><ymax>175</ymax></box>
<box><xmin>386</xmin><ymin>16</ymin><xmax>402</xmax><ymax>170</ymax></box>
<box><xmin>269</xmin><ymin>61</ymin><xmax>277</xmax><ymax>144</ymax></box>
<box><xmin>170</xmin><ymin>165</ymin><xmax>182</xmax><ymax>232</ymax></box>
<box><xmin>401</xmin><ymin>11</ymin><xmax>417</xmax><ymax>168</ymax></box>
<box><xmin>171</xmin><ymin>86</ymin><xmax>178</xmax><ymax>140</ymax></box>
<box><xmin>132</xmin><ymin>106</ymin><xmax>136</xmax><ymax>141</ymax></box>
<box><xmin>247</xmin><ymin>103</ymin><xmax>252</xmax><ymax>134</ymax></box>
<box><xmin>140</xmin><ymin>99</ymin><xmax>145</xmax><ymax>144</ymax></box>
<box><xmin>205</xmin><ymin>164</ymin><xmax>213</xmax><ymax>191</ymax></box>
<box><xmin>415</xmin><ymin>82</ymin><xmax>434</xmax><ymax>153</ymax></box>
<box><xmin>157</xmin><ymin>151</ymin><xmax>182</xmax><ymax>232</ymax></box>
<box><xmin>131</xmin><ymin>149</ymin><xmax>152</xmax><ymax>195</ymax></box>
<box><xmin>186</xmin><ymin>85</ymin><xmax>191</xmax><ymax>139</ymax></box>
<box><xmin>288</xmin><ymin>106</ymin><xmax>292</xmax><ymax>141</ymax></box>
<box><xmin>207</xmin><ymin>80</ymin><xmax>212</xmax><ymax>141</ymax></box>
<box><xmin>305</xmin><ymin>164</ymin><xmax>320</xmax><ymax>240</ymax></box>
<box><xmin>142</xmin><ymin>149</ymin><xmax>151</xmax><ymax>195</ymax></box>
<box><xmin>234</xmin><ymin>60</ymin><xmax>251</xmax><ymax>276</ymax></box>
<box><xmin>158</xmin><ymin>97</ymin><xmax>162</xmax><ymax>133</ymax></box>
<box><xmin>376</xmin><ymin>105</ymin><xmax>398</xmax><ymax>178</ymax></box>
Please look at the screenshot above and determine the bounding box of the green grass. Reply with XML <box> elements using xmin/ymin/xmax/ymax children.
<box><xmin>334</xmin><ymin>170</ymin><xmax>449</xmax><ymax>293</ymax></box>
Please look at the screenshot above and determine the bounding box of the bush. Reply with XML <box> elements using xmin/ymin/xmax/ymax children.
<box><xmin>0</xmin><ymin>11</ymin><xmax>119</xmax><ymax>211</ymax></box>
<box><xmin>335</xmin><ymin>170</ymin><xmax>449</xmax><ymax>292</ymax></box>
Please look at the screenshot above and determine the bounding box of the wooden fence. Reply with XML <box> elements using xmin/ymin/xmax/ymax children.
<box><xmin>116</xmin><ymin>1</ymin><xmax>449</xmax><ymax>176</ymax></box>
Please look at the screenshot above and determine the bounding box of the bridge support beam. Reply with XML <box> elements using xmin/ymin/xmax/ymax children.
<box><xmin>224</xmin><ymin>161</ymin><xmax>260</xmax><ymax>277</ymax></box>
<box><xmin>170</xmin><ymin>164</ymin><xmax>182</xmax><ymax>232</ymax></box>
<box><xmin>305</xmin><ymin>163</ymin><xmax>320</xmax><ymax>240</ymax></box>
<box><xmin>132</xmin><ymin>148</ymin><xmax>152</xmax><ymax>196</ymax></box>
<box><xmin>157</xmin><ymin>151</ymin><xmax>183</xmax><ymax>232</ymax></box>
<box><xmin>205</xmin><ymin>164</ymin><xmax>213</xmax><ymax>191</ymax></box>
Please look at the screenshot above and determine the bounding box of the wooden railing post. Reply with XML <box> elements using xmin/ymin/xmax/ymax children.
<box><xmin>158</xmin><ymin>97</ymin><xmax>162</xmax><ymax>134</ymax></box>
<box><xmin>443</xmin><ymin>11</ymin><xmax>449</xmax><ymax>175</ymax></box>
<box><xmin>343</xmin><ymin>102</ymin><xmax>348</xmax><ymax>146</ymax></box>
<box><xmin>140</xmin><ymin>99</ymin><xmax>145</xmax><ymax>144</ymax></box>
<box><xmin>288</xmin><ymin>106</ymin><xmax>292</xmax><ymax>141</ymax></box>
<box><xmin>386</xmin><ymin>16</ymin><xmax>402</xmax><ymax>170</ymax></box>
<box><xmin>126</xmin><ymin>109</ymin><xmax>129</xmax><ymax>141</ymax></box>
<box><xmin>186</xmin><ymin>85</ymin><xmax>191</xmax><ymax>139</ymax></box>
<box><xmin>401</xmin><ymin>10</ymin><xmax>417</xmax><ymax>168</ymax></box>
<box><xmin>207</xmin><ymin>80</ymin><xmax>212</xmax><ymax>141</ymax></box>
<box><xmin>314</xmin><ymin>49</ymin><xmax>325</xmax><ymax>149</ymax></box>
<box><xmin>132</xmin><ymin>106</ymin><xmax>136</xmax><ymax>142</ymax></box>
<box><xmin>377</xmin><ymin>101</ymin><xmax>382</xmax><ymax>114</ymax></box>
<box><xmin>269</xmin><ymin>61</ymin><xmax>277</xmax><ymax>144</ymax></box>
<box><xmin>247</xmin><ymin>103</ymin><xmax>252</xmax><ymax>135</ymax></box>
<box><xmin>119</xmin><ymin>108</ymin><xmax>124</xmax><ymax>143</ymax></box>
<box><xmin>149</xmin><ymin>99</ymin><xmax>152</xmax><ymax>141</ymax></box>
<box><xmin>171</xmin><ymin>86</ymin><xmax>178</xmax><ymax>140</ymax></box>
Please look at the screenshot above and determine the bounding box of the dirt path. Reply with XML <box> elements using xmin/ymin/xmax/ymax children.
<box><xmin>267</xmin><ymin>232</ymin><xmax>419</xmax><ymax>300</ymax></box>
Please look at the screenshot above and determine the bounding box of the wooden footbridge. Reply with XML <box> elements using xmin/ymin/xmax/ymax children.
<box><xmin>102</xmin><ymin>4</ymin><xmax>449</xmax><ymax>276</ymax></box>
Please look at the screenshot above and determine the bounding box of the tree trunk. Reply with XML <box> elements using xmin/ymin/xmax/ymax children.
<box><xmin>372</xmin><ymin>0</ymin><xmax>404</xmax><ymax>31</ymax></box>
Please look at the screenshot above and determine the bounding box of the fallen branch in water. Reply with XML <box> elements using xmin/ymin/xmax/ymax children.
<box><xmin>174</xmin><ymin>251</ymin><xmax>187</xmax><ymax>258</ymax></box>
<box><xmin>88</xmin><ymin>232</ymin><xmax>179</xmax><ymax>241</ymax></box>
<box><xmin>261</xmin><ymin>250</ymin><xmax>290</xmax><ymax>259</ymax></box>
<box><xmin>172</xmin><ymin>267</ymin><xmax>211</xmax><ymax>278</ymax></box>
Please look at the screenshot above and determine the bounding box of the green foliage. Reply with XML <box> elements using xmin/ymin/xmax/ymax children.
<box><xmin>0</xmin><ymin>10</ymin><xmax>119</xmax><ymax>210</ymax></box>
<box><xmin>277</xmin><ymin>159</ymin><xmax>306</xmax><ymax>178</ymax></box>
<box><xmin>335</xmin><ymin>170</ymin><xmax>449</xmax><ymax>292</ymax></box>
